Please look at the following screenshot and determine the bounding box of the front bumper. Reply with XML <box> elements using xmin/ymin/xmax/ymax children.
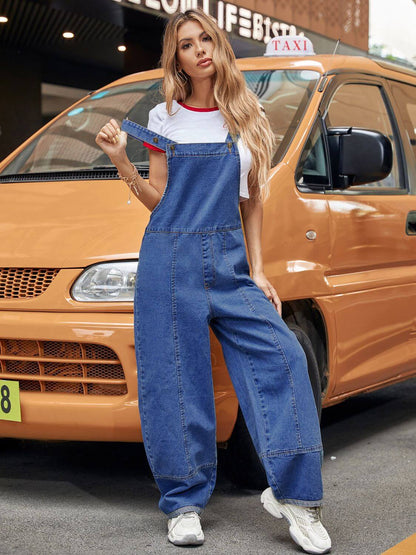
<box><xmin>0</xmin><ymin>311</ymin><xmax>237</xmax><ymax>442</ymax></box>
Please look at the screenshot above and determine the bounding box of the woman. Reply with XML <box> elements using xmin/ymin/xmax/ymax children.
<box><xmin>95</xmin><ymin>8</ymin><xmax>331</xmax><ymax>554</ymax></box>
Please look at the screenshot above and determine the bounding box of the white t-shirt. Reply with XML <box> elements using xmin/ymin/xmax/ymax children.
<box><xmin>144</xmin><ymin>100</ymin><xmax>252</xmax><ymax>201</ymax></box>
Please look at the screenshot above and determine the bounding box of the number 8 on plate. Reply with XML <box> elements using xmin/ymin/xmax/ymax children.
<box><xmin>0</xmin><ymin>380</ymin><xmax>22</xmax><ymax>422</ymax></box>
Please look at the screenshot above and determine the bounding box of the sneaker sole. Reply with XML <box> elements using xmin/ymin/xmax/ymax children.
<box><xmin>168</xmin><ymin>533</ymin><xmax>204</xmax><ymax>546</ymax></box>
<box><xmin>261</xmin><ymin>488</ymin><xmax>331</xmax><ymax>555</ymax></box>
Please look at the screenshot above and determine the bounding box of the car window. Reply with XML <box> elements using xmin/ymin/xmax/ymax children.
<box><xmin>0</xmin><ymin>70</ymin><xmax>320</xmax><ymax>180</ymax></box>
<box><xmin>325</xmin><ymin>83</ymin><xmax>403</xmax><ymax>190</ymax></box>
<box><xmin>296</xmin><ymin>119</ymin><xmax>329</xmax><ymax>187</ymax></box>
<box><xmin>245</xmin><ymin>70</ymin><xmax>320</xmax><ymax>165</ymax></box>
<box><xmin>389</xmin><ymin>81</ymin><xmax>416</xmax><ymax>163</ymax></box>
<box><xmin>0</xmin><ymin>79</ymin><xmax>163</xmax><ymax>178</ymax></box>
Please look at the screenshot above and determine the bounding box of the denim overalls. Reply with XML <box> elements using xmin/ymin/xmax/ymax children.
<box><xmin>121</xmin><ymin>118</ymin><xmax>324</xmax><ymax>518</ymax></box>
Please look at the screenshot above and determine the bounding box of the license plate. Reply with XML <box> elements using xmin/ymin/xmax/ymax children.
<box><xmin>0</xmin><ymin>380</ymin><xmax>22</xmax><ymax>422</ymax></box>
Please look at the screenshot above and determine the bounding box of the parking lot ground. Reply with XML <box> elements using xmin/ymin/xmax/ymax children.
<box><xmin>0</xmin><ymin>378</ymin><xmax>415</xmax><ymax>554</ymax></box>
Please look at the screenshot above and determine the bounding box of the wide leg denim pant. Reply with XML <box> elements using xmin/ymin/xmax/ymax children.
<box><xmin>122</xmin><ymin>119</ymin><xmax>324</xmax><ymax>517</ymax></box>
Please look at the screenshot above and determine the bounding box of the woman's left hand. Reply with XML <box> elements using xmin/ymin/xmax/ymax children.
<box><xmin>252</xmin><ymin>271</ymin><xmax>282</xmax><ymax>316</ymax></box>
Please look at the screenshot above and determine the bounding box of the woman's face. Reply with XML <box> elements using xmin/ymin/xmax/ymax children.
<box><xmin>176</xmin><ymin>20</ymin><xmax>216</xmax><ymax>81</ymax></box>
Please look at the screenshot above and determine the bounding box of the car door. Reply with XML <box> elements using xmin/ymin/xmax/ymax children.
<box><xmin>320</xmin><ymin>74</ymin><xmax>416</xmax><ymax>396</ymax></box>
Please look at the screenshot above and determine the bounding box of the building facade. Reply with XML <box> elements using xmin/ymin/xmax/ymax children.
<box><xmin>0</xmin><ymin>0</ymin><xmax>369</xmax><ymax>159</ymax></box>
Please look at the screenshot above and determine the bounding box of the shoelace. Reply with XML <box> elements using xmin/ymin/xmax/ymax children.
<box><xmin>304</xmin><ymin>506</ymin><xmax>322</xmax><ymax>524</ymax></box>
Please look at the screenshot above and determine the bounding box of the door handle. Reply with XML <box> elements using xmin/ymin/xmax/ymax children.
<box><xmin>406</xmin><ymin>211</ymin><xmax>416</xmax><ymax>235</ymax></box>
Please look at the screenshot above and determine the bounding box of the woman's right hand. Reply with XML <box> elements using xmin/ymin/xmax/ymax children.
<box><xmin>95</xmin><ymin>118</ymin><xmax>128</xmax><ymax>162</ymax></box>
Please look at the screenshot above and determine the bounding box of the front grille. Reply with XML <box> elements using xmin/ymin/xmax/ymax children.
<box><xmin>0</xmin><ymin>268</ymin><xmax>59</xmax><ymax>298</ymax></box>
<box><xmin>0</xmin><ymin>339</ymin><xmax>127</xmax><ymax>396</ymax></box>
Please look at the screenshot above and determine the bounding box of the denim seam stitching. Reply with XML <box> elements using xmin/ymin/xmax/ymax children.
<box><xmin>170</xmin><ymin>233</ymin><xmax>192</xmax><ymax>475</ymax></box>
<box><xmin>205</xmin><ymin>288</ymin><xmax>216</xmax><ymax>320</ymax></box>
<box><xmin>153</xmin><ymin>462</ymin><xmax>216</xmax><ymax>480</ymax></box>
<box><xmin>172</xmin><ymin>152</ymin><xmax>232</xmax><ymax>158</ymax></box>
<box><xmin>134</xmin><ymin>257</ymin><xmax>156</xmax><ymax>472</ymax></box>
<box><xmin>201</xmin><ymin>234</ymin><xmax>212</xmax><ymax>289</ymax></box>
<box><xmin>260</xmin><ymin>445</ymin><xmax>323</xmax><ymax>458</ymax></box>
<box><xmin>201</xmin><ymin>236</ymin><xmax>216</xmax><ymax>319</ymax></box>
<box><xmin>145</xmin><ymin>225</ymin><xmax>242</xmax><ymax>234</ymax></box>
<box><xmin>262</xmin><ymin>457</ymin><xmax>284</xmax><ymax>497</ymax></box>
<box><xmin>209</xmin><ymin>234</ymin><xmax>216</xmax><ymax>286</ymax></box>
<box><xmin>205</xmin><ymin>462</ymin><xmax>217</xmax><ymax>503</ymax></box>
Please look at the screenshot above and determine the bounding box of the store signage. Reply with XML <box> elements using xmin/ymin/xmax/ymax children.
<box><xmin>114</xmin><ymin>0</ymin><xmax>300</xmax><ymax>43</ymax></box>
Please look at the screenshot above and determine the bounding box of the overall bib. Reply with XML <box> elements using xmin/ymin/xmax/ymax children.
<box><xmin>121</xmin><ymin>118</ymin><xmax>324</xmax><ymax>517</ymax></box>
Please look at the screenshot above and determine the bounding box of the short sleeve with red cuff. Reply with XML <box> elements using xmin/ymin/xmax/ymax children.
<box><xmin>143</xmin><ymin>141</ymin><xmax>164</xmax><ymax>153</ymax></box>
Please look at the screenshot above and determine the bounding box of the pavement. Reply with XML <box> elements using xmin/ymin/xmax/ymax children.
<box><xmin>0</xmin><ymin>378</ymin><xmax>415</xmax><ymax>554</ymax></box>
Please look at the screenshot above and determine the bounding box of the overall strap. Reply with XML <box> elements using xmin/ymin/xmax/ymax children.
<box><xmin>226</xmin><ymin>130</ymin><xmax>240</xmax><ymax>142</ymax></box>
<box><xmin>121</xmin><ymin>118</ymin><xmax>173</xmax><ymax>152</ymax></box>
<box><xmin>225</xmin><ymin>130</ymin><xmax>240</xmax><ymax>154</ymax></box>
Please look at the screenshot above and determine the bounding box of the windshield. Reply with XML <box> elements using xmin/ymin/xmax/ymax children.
<box><xmin>0</xmin><ymin>70</ymin><xmax>320</xmax><ymax>179</ymax></box>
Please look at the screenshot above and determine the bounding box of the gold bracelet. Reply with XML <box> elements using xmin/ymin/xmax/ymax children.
<box><xmin>117</xmin><ymin>162</ymin><xmax>142</xmax><ymax>204</ymax></box>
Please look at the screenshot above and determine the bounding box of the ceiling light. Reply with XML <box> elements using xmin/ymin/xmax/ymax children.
<box><xmin>118</xmin><ymin>45</ymin><xmax>127</xmax><ymax>52</ymax></box>
<box><xmin>0</xmin><ymin>16</ymin><xmax>8</xmax><ymax>23</ymax></box>
<box><xmin>63</xmin><ymin>31</ymin><xmax>74</xmax><ymax>39</ymax></box>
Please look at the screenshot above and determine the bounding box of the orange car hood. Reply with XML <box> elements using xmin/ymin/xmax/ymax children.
<box><xmin>0</xmin><ymin>179</ymin><xmax>149</xmax><ymax>268</ymax></box>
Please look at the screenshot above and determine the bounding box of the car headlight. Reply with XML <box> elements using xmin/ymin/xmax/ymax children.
<box><xmin>71</xmin><ymin>261</ymin><xmax>138</xmax><ymax>302</ymax></box>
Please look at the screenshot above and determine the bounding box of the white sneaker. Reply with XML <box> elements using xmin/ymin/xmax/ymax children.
<box><xmin>261</xmin><ymin>487</ymin><xmax>331</xmax><ymax>554</ymax></box>
<box><xmin>167</xmin><ymin>511</ymin><xmax>204</xmax><ymax>546</ymax></box>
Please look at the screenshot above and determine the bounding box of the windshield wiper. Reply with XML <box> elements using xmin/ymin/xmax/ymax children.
<box><xmin>86</xmin><ymin>163</ymin><xmax>149</xmax><ymax>171</ymax></box>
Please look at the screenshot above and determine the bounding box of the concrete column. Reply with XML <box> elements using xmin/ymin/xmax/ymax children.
<box><xmin>0</xmin><ymin>49</ymin><xmax>42</xmax><ymax>162</ymax></box>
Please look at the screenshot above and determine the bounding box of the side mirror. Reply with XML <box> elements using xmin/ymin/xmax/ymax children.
<box><xmin>327</xmin><ymin>127</ymin><xmax>393</xmax><ymax>189</ymax></box>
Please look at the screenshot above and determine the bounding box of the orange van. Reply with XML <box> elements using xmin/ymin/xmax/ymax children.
<box><xmin>1</xmin><ymin>37</ymin><xmax>415</xmax><ymax>484</ymax></box>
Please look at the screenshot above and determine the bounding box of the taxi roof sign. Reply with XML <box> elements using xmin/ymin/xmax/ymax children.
<box><xmin>264</xmin><ymin>36</ymin><xmax>315</xmax><ymax>57</ymax></box>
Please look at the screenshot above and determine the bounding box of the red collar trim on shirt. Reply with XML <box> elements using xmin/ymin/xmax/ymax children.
<box><xmin>178</xmin><ymin>100</ymin><xmax>219</xmax><ymax>112</ymax></box>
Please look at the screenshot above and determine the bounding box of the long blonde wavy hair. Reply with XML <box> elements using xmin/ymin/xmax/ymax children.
<box><xmin>160</xmin><ymin>8</ymin><xmax>276</xmax><ymax>202</ymax></box>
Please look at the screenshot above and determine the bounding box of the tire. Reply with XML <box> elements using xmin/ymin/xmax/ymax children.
<box><xmin>222</xmin><ymin>323</ymin><xmax>322</xmax><ymax>490</ymax></box>
<box><xmin>289</xmin><ymin>324</ymin><xmax>323</xmax><ymax>420</ymax></box>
